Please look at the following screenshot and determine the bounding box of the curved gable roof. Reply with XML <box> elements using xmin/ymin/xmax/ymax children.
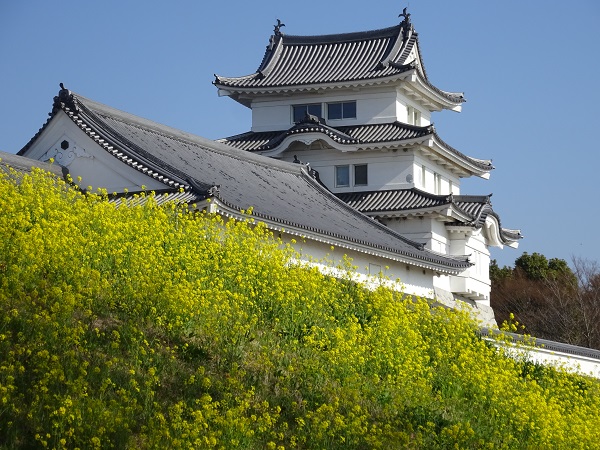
<box><xmin>214</xmin><ymin>19</ymin><xmax>465</xmax><ymax>104</ymax></box>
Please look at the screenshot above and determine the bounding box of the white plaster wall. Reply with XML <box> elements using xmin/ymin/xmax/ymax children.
<box><xmin>384</xmin><ymin>217</ymin><xmax>432</xmax><ymax>246</ymax></box>
<box><xmin>384</xmin><ymin>218</ymin><xmax>492</xmax><ymax>303</ymax></box>
<box><xmin>396</xmin><ymin>90</ymin><xmax>432</xmax><ymax>125</ymax></box>
<box><xmin>251</xmin><ymin>87</ymin><xmax>403</xmax><ymax>132</ymax></box>
<box><xmin>382</xmin><ymin>218</ymin><xmax>448</xmax><ymax>254</ymax></box>
<box><xmin>448</xmin><ymin>229</ymin><xmax>491</xmax><ymax>303</ymax></box>
<box><xmin>277</xmin><ymin>146</ymin><xmax>416</xmax><ymax>193</ymax></box>
<box><xmin>449</xmin><ymin>230</ymin><xmax>490</xmax><ymax>281</ymax></box>
<box><xmin>277</xmin><ymin>230</ymin><xmax>476</xmax><ymax>321</ymax></box>
<box><xmin>412</xmin><ymin>156</ymin><xmax>461</xmax><ymax>195</ymax></box>
<box><xmin>491</xmin><ymin>341</ymin><xmax>600</xmax><ymax>379</ymax></box>
<box><xmin>524</xmin><ymin>348</ymin><xmax>600</xmax><ymax>379</ymax></box>
<box><xmin>286</xmin><ymin>237</ymin><xmax>439</xmax><ymax>299</ymax></box>
<box><xmin>431</xmin><ymin>220</ymin><xmax>449</xmax><ymax>254</ymax></box>
<box><xmin>277</xmin><ymin>145</ymin><xmax>462</xmax><ymax>195</ymax></box>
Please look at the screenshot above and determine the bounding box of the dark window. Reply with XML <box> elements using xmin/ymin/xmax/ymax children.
<box><xmin>293</xmin><ymin>103</ymin><xmax>322</xmax><ymax>123</ymax></box>
<box><xmin>354</xmin><ymin>164</ymin><xmax>368</xmax><ymax>186</ymax></box>
<box><xmin>328</xmin><ymin>103</ymin><xmax>342</xmax><ymax>120</ymax></box>
<box><xmin>335</xmin><ymin>165</ymin><xmax>350</xmax><ymax>187</ymax></box>
<box><xmin>327</xmin><ymin>101</ymin><xmax>357</xmax><ymax>120</ymax></box>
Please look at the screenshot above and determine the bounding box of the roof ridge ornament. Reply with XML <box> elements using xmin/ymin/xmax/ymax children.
<box><xmin>300</xmin><ymin>112</ymin><xmax>322</xmax><ymax>125</ymax></box>
<box><xmin>398</xmin><ymin>6</ymin><xmax>414</xmax><ymax>41</ymax></box>
<box><xmin>53</xmin><ymin>82</ymin><xmax>77</xmax><ymax>113</ymax></box>
<box><xmin>292</xmin><ymin>154</ymin><xmax>322</xmax><ymax>181</ymax></box>
<box><xmin>267</xmin><ymin>19</ymin><xmax>285</xmax><ymax>51</ymax></box>
<box><xmin>399</xmin><ymin>7</ymin><xmax>411</xmax><ymax>25</ymax></box>
<box><xmin>273</xmin><ymin>18</ymin><xmax>285</xmax><ymax>37</ymax></box>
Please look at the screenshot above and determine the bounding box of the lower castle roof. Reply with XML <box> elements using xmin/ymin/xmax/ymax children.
<box><xmin>220</xmin><ymin>119</ymin><xmax>493</xmax><ymax>175</ymax></box>
<box><xmin>336</xmin><ymin>188</ymin><xmax>522</xmax><ymax>245</ymax></box>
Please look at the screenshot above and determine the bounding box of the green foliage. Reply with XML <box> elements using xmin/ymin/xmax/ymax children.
<box><xmin>1</xmin><ymin>167</ymin><xmax>600</xmax><ymax>449</ymax></box>
<box><xmin>489</xmin><ymin>259</ymin><xmax>512</xmax><ymax>283</ymax></box>
<box><xmin>515</xmin><ymin>252</ymin><xmax>550</xmax><ymax>280</ymax></box>
<box><xmin>514</xmin><ymin>252</ymin><xmax>575</xmax><ymax>281</ymax></box>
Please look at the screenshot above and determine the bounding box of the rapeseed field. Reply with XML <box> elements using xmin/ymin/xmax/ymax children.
<box><xmin>1</xmin><ymin>166</ymin><xmax>599</xmax><ymax>449</ymax></box>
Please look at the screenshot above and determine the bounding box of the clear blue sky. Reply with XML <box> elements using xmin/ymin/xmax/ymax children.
<box><xmin>1</xmin><ymin>1</ymin><xmax>599</xmax><ymax>268</ymax></box>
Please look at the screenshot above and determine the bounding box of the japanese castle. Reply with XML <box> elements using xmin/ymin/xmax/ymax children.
<box><xmin>13</xmin><ymin>10</ymin><xmax>521</xmax><ymax>327</ymax></box>
<box><xmin>215</xmin><ymin>13</ymin><xmax>521</xmax><ymax>314</ymax></box>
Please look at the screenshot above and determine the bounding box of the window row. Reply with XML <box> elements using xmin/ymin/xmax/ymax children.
<box><xmin>293</xmin><ymin>101</ymin><xmax>356</xmax><ymax>123</ymax></box>
<box><xmin>335</xmin><ymin>164</ymin><xmax>367</xmax><ymax>187</ymax></box>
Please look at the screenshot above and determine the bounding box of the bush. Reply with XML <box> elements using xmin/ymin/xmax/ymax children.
<box><xmin>1</xmin><ymin>167</ymin><xmax>599</xmax><ymax>449</ymax></box>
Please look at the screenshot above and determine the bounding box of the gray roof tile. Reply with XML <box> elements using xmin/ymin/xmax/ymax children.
<box><xmin>214</xmin><ymin>23</ymin><xmax>465</xmax><ymax>103</ymax></box>
<box><xmin>221</xmin><ymin>121</ymin><xmax>493</xmax><ymax>172</ymax></box>
<box><xmin>110</xmin><ymin>189</ymin><xmax>201</xmax><ymax>208</ymax></box>
<box><xmin>337</xmin><ymin>188</ymin><xmax>522</xmax><ymax>245</ymax></box>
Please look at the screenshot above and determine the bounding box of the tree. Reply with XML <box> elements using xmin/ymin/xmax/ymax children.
<box><xmin>491</xmin><ymin>252</ymin><xmax>600</xmax><ymax>350</ymax></box>
<box><xmin>514</xmin><ymin>252</ymin><xmax>549</xmax><ymax>280</ymax></box>
<box><xmin>489</xmin><ymin>259</ymin><xmax>512</xmax><ymax>283</ymax></box>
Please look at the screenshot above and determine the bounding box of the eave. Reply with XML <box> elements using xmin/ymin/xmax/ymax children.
<box><xmin>197</xmin><ymin>196</ymin><xmax>469</xmax><ymax>275</ymax></box>
<box><xmin>365</xmin><ymin>204</ymin><xmax>473</xmax><ymax>223</ymax></box>
<box><xmin>216</xmin><ymin>68</ymin><xmax>464</xmax><ymax>113</ymax></box>
<box><xmin>398</xmin><ymin>70</ymin><xmax>464</xmax><ymax>112</ymax></box>
<box><xmin>214</xmin><ymin>71</ymin><xmax>418</xmax><ymax>108</ymax></box>
<box><xmin>420</xmin><ymin>134</ymin><xmax>492</xmax><ymax>179</ymax></box>
<box><xmin>259</xmin><ymin>133</ymin><xmax>360</xmax><ymax>157</ymax></box>
<box><xmin>254</xmin><ymin>126</ymin><xmax>491</xmax><ymax>179</ymax></box>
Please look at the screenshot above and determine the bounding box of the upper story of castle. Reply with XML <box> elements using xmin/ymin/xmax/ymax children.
<box><xmin>214</xmin><ymin>11</ymin><xmax>465</xmax><ymax>129</ymax></box>
<box><xmin>215</xmin><ymin>10</ymin><xmax>493</xmax><ymax>195</ymax></box>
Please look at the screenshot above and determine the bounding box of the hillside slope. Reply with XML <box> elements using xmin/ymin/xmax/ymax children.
<box><xmin>1</xmin><ymin>166</ymin><xmax>599</xmax><ymax>449</ymax></box>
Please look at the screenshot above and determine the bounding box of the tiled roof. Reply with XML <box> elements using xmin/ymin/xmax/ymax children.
<box><xmin>110</xmin><ymin>189</ymin><xmax>201</xmax><ymax>208</ymax></box>
<box><xmin>337</xmin><ymin>188</ymin><xmax>522</xmax><ymax>245</ymax></box>
<box><xmin>338</xmin><ymin>188</ymin><xmax>450</xmax><ymax>213</ymax></box>
<box><xmin>20</xmin><ymin>87</ymin><xmax>472</xmax><ymax>271</ymax></box>
<box><xmin>336</xmin><ymin>122</ymin><xmax>430</xmax><ymax>144</ymax></box>
<box><xmin>220</xmin><ymin>121</ymin><xmax>493</xmax><ymax>172</ymax></box>
<box><xmin>0</xmin><ymin>150</ymin><xmax>67</xmax><ymax>178</ymax></box>
<box><xmin>214</xmin><ymin>21</ymin><xmax>464</xmax><ymax>104</ymax></box>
